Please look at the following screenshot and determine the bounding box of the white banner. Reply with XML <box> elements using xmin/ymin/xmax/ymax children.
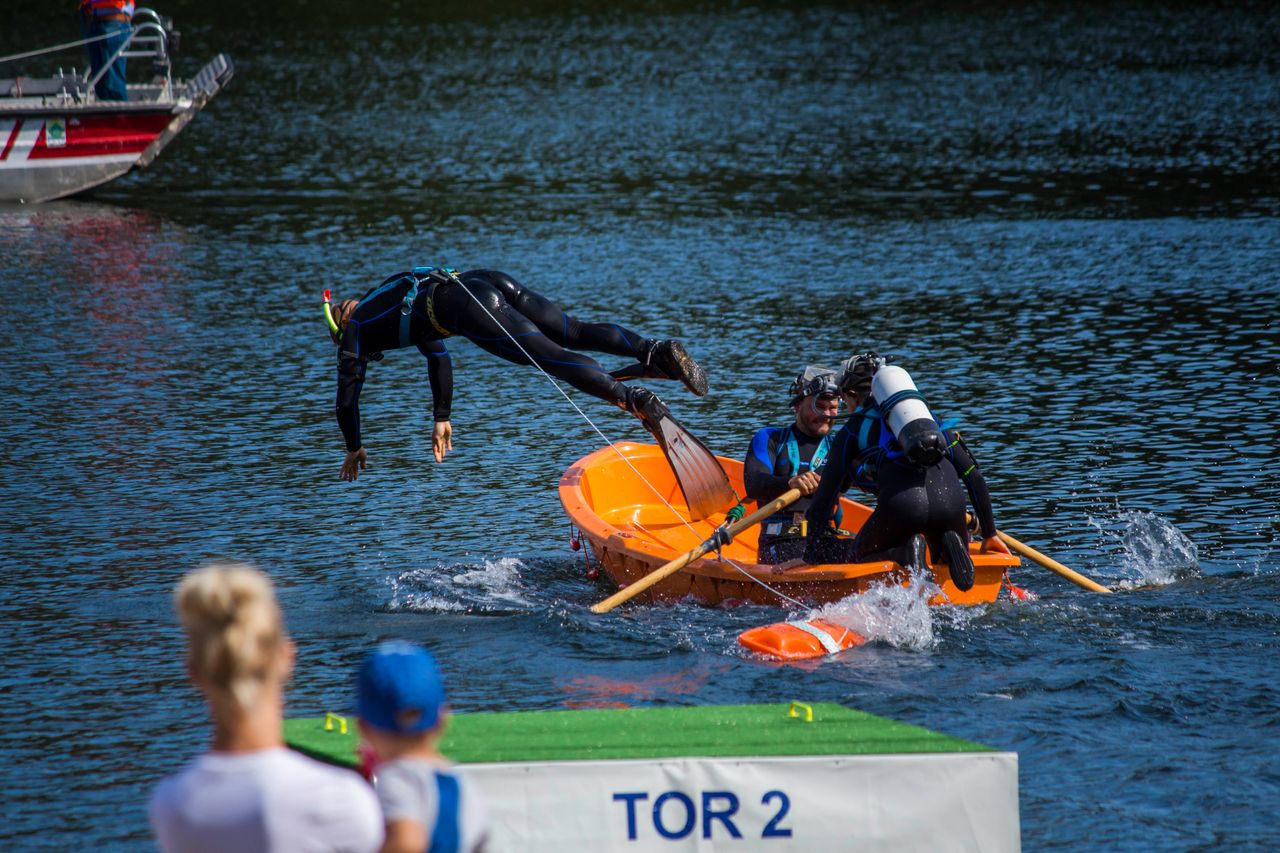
<box><xmin>463</xmin><ymin>752</ymin><xmax>1019</xmax><ymax>852</ymax></box>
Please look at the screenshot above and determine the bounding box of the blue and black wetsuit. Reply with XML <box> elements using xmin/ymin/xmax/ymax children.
<box><xmin>743</xmin><ymin>424</ymin><xmax>836</xmax><ymax>563</ymax></box>
<box><xmin>335</xmin><ymin>269</ymin><xmax>651</xmax><ymax>452</ymax></box>
<box><xmin>803</xmin><ymin>397</ymin><xmax>997</xmax><ymax>565</ymax></box>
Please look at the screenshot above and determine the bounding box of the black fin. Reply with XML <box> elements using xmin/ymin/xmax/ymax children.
<box><xmin>655</xmin><ymin>412</ymin><xmax>735</xmax><ymax>521</ymax></box>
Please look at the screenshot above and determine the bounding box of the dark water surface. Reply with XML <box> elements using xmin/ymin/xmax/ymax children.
<box><xmin>2</xmin><ymin>2</ymin><xmax>1278</xmax><ymax>849</ymax></box>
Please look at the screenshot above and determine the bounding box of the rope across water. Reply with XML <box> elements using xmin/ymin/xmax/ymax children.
<box><xmin>441</xmin><ymin>270</ymin><xmax>809</xmax><ymax>609</ymax></box>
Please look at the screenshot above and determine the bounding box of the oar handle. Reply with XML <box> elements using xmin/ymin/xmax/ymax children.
<box><xmin>590</xmin><ymin>489</ymin><xmax>804</xmax><ymax>614</ymax></box>
<box><xmin>996</xmin><ymin>530</ymin><xmax>1112</xmax><ymax>594</ymax></box>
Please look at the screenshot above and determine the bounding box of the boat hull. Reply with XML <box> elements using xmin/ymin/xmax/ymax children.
<box><xmin>0</xmin><ymin>54</ymin><xmax>232</xmax><ymax>202</ymax></box>
<box><xmin>559</xmin><ymin>442</ymin><xmax>1020</xmax><ymax>607</ymax></box>
<box><xmin>0</xmin><ymin>110</ymin><xmax>174</xmax><ymax>202</ymax></box>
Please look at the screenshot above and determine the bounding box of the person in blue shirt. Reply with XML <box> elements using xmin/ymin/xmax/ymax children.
<box><xmin>802</xmin><ymin>353</ymin><xmax>1007</xmax><ymax>591</ymax></box>
<box><xmin>743</xmin><ymin>366</ymin><xmax>842</xmax><ymax>564</ymax></box>
<box><xmin>356</xmin><ymin>642</ymin><xmax>489</xmax><ymax>853</ymax></box>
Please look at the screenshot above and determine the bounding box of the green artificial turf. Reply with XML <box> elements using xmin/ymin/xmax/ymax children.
<box><xmin>285</xmin><ymin>702</ymin><xmax>992</xmax><ymax>770</ymax></box>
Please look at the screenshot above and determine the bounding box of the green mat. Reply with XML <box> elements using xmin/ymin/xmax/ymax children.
<box><xmin>285</xmin><ymin>702</ymin><xmax>991</xmax><ymax>769</ymax></box>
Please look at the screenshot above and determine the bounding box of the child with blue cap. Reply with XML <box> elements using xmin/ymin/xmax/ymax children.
<box><xmin>356</xmin><ymin>641</ymin><xmax>490</xmax><ymax>853</ymax></box>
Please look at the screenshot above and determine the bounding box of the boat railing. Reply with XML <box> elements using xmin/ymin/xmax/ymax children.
<box><xmin>0</xmin><ymin>7</ymin><xmax>177</xmax><ymax>102</ymax></box>
<box><xmin>86</xmin><ymin>8</ymin><xmax>175</xmax><ymax>100</ymax></box>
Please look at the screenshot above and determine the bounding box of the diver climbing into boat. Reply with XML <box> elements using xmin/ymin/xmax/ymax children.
<box><xmin>801</xmin><ymin>353</ymin><xmax>1008</xmax><ymax>591</ymax></box>
<box><xmin>742</xmin><ymin>366</ymin><xmax>843</xmax><ymax>563</ymax></box>
<box><xmin>326</xmin><ymin>268</ymin><xmax>708</xmax><ymax>482</ymax></box>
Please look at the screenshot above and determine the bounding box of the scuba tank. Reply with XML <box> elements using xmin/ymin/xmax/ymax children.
<box><xmin>871</xmin><ymin>364</ymin><xmax>947</xmax><ymax>467</ymax></box>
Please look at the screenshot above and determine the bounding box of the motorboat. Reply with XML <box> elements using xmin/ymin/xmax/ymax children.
<box><xmin>0</xmin><ymin>8</ymin><xmax>232</xmax><ymax>203</ymax></box>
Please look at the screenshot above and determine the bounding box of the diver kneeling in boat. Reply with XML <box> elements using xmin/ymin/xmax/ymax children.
<box><xmin>743</xmin><ymin>366</ymin><xmax>842</xmax><ymax>563</ymax></box>
<box><xmin>801</xmin><ymin>353</ymin><xmax>1007</xmax><ymax>591</ymax></box>
<box><xmin>327</xmin><ymin>268</ymin><xmax>708</xmax><ymax>481</ymax></box>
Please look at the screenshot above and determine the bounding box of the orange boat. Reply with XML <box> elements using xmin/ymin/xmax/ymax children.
<box><xmin>559</xmin><ymin>442</ymin><xmax>1021</xmax><ymax>608</ymax></box>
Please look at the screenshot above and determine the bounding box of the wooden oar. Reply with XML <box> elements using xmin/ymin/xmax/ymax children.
<box><xmin>591</xmin><ymin>488</ymin><xmax>803</xmax><ymax>614</ymax></box>
<box><xmin>995</xmin><ymin>529</ymin><xmax>1112</xmax><ymax>594</ymax></box>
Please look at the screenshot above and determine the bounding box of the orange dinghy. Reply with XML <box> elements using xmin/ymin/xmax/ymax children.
<box><xmin>559</xmin><ymin>442</ymin><xmax>1020</xmax><ymax>608</ymax></box>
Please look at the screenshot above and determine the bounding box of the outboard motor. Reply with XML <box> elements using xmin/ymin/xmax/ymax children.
<box><xmin>871</xmin><ymin>365</ymin><xmax>947</xmax><ymax>467</ymax></box>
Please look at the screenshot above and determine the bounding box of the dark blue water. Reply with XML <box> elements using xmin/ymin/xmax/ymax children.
<box><xmin>2</xmin><ymin>2</ymin><xmax>1278</xmax><ymax>849</ymax></box>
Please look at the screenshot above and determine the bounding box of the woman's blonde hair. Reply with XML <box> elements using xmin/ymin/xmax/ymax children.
<box><xmin>175</xmin><ymin>563</ymin><xmax>287</xmax><ymax>713</ymax></box>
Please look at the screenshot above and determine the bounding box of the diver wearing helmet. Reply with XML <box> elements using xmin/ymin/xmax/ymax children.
<box><xmin>743</xmin><ymin>366</ymin><xmax>843</xmax><ymax>564</ymax></box>
<box><xmin>801</xmin><ymin>352</ymin><xmax>1007</xmax><ymax>591</ymax></box>
<box><xmin>328</xmin><ymin>268</ymin><xmax>708</xmax><ymax>481</ymax></box>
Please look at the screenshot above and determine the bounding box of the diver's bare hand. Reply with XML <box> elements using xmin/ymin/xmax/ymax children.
<box><xmin>432</xmin><ymin>421</ymin><xmax>453</xmax><ymax>463</ymax></box>
<box><xmin>340</xmin><ymin>447</ymin><xmax>368</xmax><ymax>482</ymax></box>
<box><xmin>980</xmin><ymin>534</ymin><xmax>1010</xmax><ymax>555</ymax></box>
<box><xmin>787</xmin><ymin>470</ymin><xmax>821</xmax><ymax>496</ymax></box>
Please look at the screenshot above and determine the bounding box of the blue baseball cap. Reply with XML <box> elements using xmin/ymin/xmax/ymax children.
<box><xmin>356</xmin><ymin>641</ymin><xmax>447</xmax><ymax>734</ymax></box>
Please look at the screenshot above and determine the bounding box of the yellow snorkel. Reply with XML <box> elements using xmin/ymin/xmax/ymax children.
<box><xmin>323</xmin><ymin>289</ymin><xmax>341</xmax><ymax>342</ymax></box>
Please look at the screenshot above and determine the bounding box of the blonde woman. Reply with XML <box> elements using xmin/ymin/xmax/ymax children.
<box><xmin>150</xmin><ymin>563</ymin><xmax>383</xmax><ymax>852</ymax></box>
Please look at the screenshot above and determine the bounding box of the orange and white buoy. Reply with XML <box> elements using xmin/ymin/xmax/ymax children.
<box><xmin>738</xmin><ymin>619</ymin><xmax>866</xmax><ymax>661</ymax></box>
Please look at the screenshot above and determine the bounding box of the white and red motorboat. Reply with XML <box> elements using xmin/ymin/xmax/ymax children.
<box><xmin>0</xmin><ymin>9</ymin><xmax>232</xmax><ymax>203</ymax></box>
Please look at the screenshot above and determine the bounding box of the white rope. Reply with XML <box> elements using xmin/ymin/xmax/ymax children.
<box><xmin>0</xmin><ymin>31</ymin><xmax>123</xmax><ymax>66</ymax></box>
<box><xmin>443</xmin><ymin>270</ymin><xmax>810</xmax><ymax>609</ymax></box>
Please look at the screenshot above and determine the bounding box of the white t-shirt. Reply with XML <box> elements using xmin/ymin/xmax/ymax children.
<box><xmin>376</xmin><ymin>758</ymin><xmax>489</xmax><ymax>853</ymax></box>
<box><xmin>149</xmin><ymin>747</ymin><xmax>384</xmax><ymax>853</ymax></box>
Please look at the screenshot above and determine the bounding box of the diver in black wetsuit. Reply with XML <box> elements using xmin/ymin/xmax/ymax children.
<box><xmin>801</xmin><ymin>353</ymin><xmax>1007</xmax><ymax>591</ymax></box>
<box><xmin>329</xmin><ymin>267</ymin><xmax>707</xmax><ymax>481</ymax></box>
<box><xmin>743</xmin><ymin>367</ymin><xmax>842</xmax><ymax>564</ymax></box>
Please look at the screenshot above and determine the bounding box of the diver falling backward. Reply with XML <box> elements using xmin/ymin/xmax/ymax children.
<box><xmin>327</xmin><ymin>267</ymin><xmax>708</xmax><ymax>481</ymax></box>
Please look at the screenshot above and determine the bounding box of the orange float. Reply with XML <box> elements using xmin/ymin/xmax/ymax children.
<box><xmin>737</xmin><ymin>619</ymin><xmax>867</xmax><ymax>660</ymax></box>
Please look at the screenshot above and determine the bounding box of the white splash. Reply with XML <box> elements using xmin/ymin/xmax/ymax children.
<box><xmin>1093</xmin><ymin>510</ymin><xmax>1200</xmax><ymax>588</ymax></box>
<box><xmin>386</xmin><ymin>557</ymin><xmax>531</xmax><ymax>611</ymax></box>
<box><xmin>449</xmin><ymin>556</ymin><xmax>532</xmax><ymax>605</ymax></box>
<box><xmin>810</xmin><ymin>569</ymin><xmax>941</xmax><ymax>650</ymax></box>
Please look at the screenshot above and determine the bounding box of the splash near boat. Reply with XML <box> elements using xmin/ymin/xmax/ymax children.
<box><xmin>0</xmin><ymin>10</ymin><xmax>232</xmax><ymax>202</ymax></box>
<box><xmin>560</xmin><ymin>442</ymin><xmax>1021</xmax><ymax>608</ymax></box>
<box><xmin>285</xmin><ymin>702</ymin><xmax>1020</xmax><ymax>851</ymax></box>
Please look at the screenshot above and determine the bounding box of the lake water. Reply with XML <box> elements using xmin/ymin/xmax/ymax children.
<box><xmin>1</xmin><ymin>1</ymin><xmax>1277</xmax><ymax>849</ymax></box>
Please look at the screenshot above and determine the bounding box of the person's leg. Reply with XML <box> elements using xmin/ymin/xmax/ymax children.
<box><xmin>758</xmin><ymin>536</ymin><xmax>807</xmax><ymax>565</ymax></box>
<box><xmin>472</xmin><ymin>270</ymin><xmax>647</xmax><ymax>355</ymax></box>
<box><xmin>852</xmin><ymin>463</ymin><xmax>930</xmax><ymax>563</ymax></box>
<box><xmin>466</xmin><ymin>270</ymin><xmax>707</xmax><ymax>396</ymax></box>
<box><xmin>804</xmin><ymin>532</ymin><xmax>859</xmax><ymax>565</ymax></box>
<box><xmin>441</xmin><ymin>277</ymin><xmax>631</xmax><ymax>406</ymax></box>
<box><xmin>87</xmin><ymin>19</ymin><xmax>131</xmax><ymax>101</ymax></box>
<box><xmin>921</xmin><ymin>463</ymin><xmax>975</xmax><ymax>591</ymax></box>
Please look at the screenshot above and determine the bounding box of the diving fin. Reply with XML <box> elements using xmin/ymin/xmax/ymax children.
<box><xmin>624</xmin><ymin>387</ymin><xmax>733</xmax><ymax>521</ymax></box>
<box><xmin>655</xmin><ymin>412</ymin><xmax>735</xmax><ymax>522</ymax></box>
<box><xmin>610</xmin><ymin>340</ymin><xmax>709</xmax><ymax>397</ymax></box>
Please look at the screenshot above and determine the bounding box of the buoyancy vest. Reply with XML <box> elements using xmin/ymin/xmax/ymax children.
<box><xmin>848</xmin><ymin>401</ymin><xmax>885</xmax><ymax>493</ymax></box>
<box><xmin>343</xmin><ymin>267</ymin><xmax>454</xmax><ymax>359</ymax></box>
<box><xmin>762</xmin><ymin>426</ymin><xmax>837</xmax><ymax>539</ymax></box>
<box><xmin>80</xmin><ymin>0</ymin><xmax>135</xmax><ymax>18</ymax></box>
<box><xmin>773</xmin><ymin>425</ymin><xmax>833</xmax><ymax>478</ymax></box>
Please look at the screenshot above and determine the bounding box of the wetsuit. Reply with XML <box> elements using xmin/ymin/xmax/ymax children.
<box><xmin>335</xmin><ymin>269</ymin><xmax>650</xmax><ymax>452</ymax></box>
<box><xmin>803</xmin><ymin>397</ymin><xmax>997</xmax><ymax>565</ymax></box>
<box><xmin>743</xmin><ymin>425</ymin><xmax>835</xmax><ymax>563</ymax></box>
